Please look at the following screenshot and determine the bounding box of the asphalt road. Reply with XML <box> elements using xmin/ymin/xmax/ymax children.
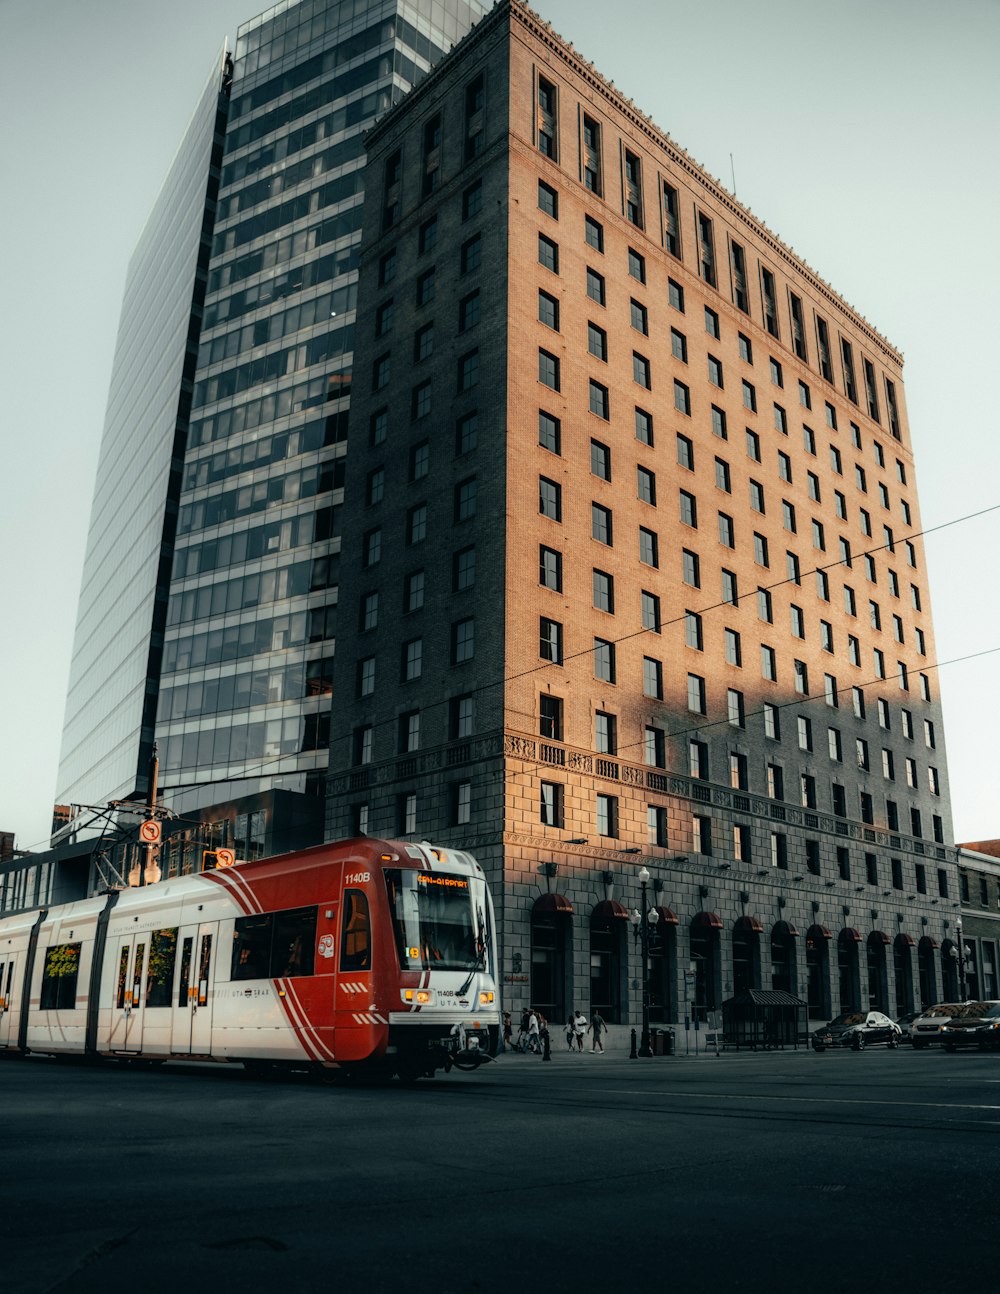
<box><xmin>2</xmin><ymin>1044</ymin><xmax>997</xmax><ymax>1293</ymax></box>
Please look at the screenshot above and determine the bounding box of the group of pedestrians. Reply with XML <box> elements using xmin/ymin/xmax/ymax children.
<box><xmin>503</xmin><ymin>1008</ymin><xmax>607</xmax><ymax>1054</ymax></box>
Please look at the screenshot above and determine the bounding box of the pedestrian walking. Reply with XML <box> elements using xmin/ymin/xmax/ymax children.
<box><xmin>525</xmin><ymin>1008</ymin><xmax>541</xmax><ymax>1054</ymax></box>
<box><xmin>587</xmin><ymin>1009</ymin><xmax>607</xmax><ymax>1053</ymax></box>
<box><xmin>573</xmin><ymin>1009</ymin><xmax>587</xmax><ymax>1052</ymax></box>
<box><xmin>565</xmin><ymin>1013</ymin><xmax>576</xmax><ymax>1051</ymax></box>
<box><xmin>502</xmin><ymin>1011</ymin><xmax>512</xmax><ymax>1051</ymax></box>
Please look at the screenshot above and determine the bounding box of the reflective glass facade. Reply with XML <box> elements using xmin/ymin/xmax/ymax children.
<box><xmin>57</xmin><ymin>55</ymin><xmax>229</xmax><ymax>808</ymax></box>
<box><xmin>154</xmin><ymin>0</ymin><xmax>485</xmax><ymax>816</ymax></box>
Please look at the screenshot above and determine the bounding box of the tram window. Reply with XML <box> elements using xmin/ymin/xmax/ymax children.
<box><xmin>116</xmin><ymin>946</ymin><xmax>129</xmax><ymax>1008</ymax></box>
<box><xmin>145</xmin><ymin>929</ymin><xmax>178</xmax><ymax>1008</ymax></box>
<box><xmin>40</xmin><ymin>941</ymin><xmax>81</xmax><ymax>1010</ymax></box>
<box><xmin>271</xmin><ymin>907</ymin><xmax>316</xmax><ymax>978</ymax></box>
<box><xmin>233</xmin><ymin>914</ymin><xmax>272</xmax><ymax>981</ymax></box>
<box><xmin>341</xmin><ymin>890</ymin><xmax>371</xmax><ymax>972</ymax></box>
<box><xmin>178</xmin><ymin>937</ymin><xmax>193</xmax><ymax>1006</ymax></box>
<box><xmin>132</xmin><ymin>943</ymin><xmax>146</xmax><ymax>1009</ymax></box>
<box><xmin>197</xmin><ymin>935</ymin><xmax>212</xmax><ymax>1007</ymax></box>
<box><xmin>232</xmin><ymin>907</ymin><xmax>319</xmax><ymax>980</ymax></box>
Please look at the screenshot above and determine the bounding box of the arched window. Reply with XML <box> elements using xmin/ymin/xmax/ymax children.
<box><xmin>805</xmin><ymin>925</ymin><xmax>832</xmax><ymax>1021</ymax></box>
<box><xmin>770</xmin><ymin>920</ymin><xmax>798</xmax><ymax>995</ymax></box>
<box><xmin>531</xmin><ymin>894</ymin><xmax>573</xmax><ymax>1024</ymax></box>
<box><xmin>867</xmin><ymin>930</ymin><xmax>889</xmax><ymax>1011</ymax></box>
<box><xmin>590</xmin><ymin>901</ymin><xmax>627</xmax><ymax>1023</ymax></box>
<box><xmin>732</xmin><ymin>916</ymin><xmax>762</xmax><ymax>993</ymax></box>
<box><xmin>893</xmin><ymin>933</ymin><xmax>915</xmax><ymax>1015</ymax></box>
<box><xmin>690</xmin><ymin>911</ymin><xmax>722</xmax><ymax>1019</ymax></box>
<box><xmin>917</xmin><ymin>935</ymin><xmax>939</xmax><ymax>1008</ymax></box>
<box><xmin>649</xmin><ymin>906</ymin><xmax>678</xmax><ymax>1023</ymax></box>
<box><xmin>837</xmin><ymin>928</ymin><xmax>862</xmax><ymax>1012</ymax></box>
<box><xmin>940</xmin><ymin>939</ymin><xmax>959</xmax><ymax>1001</ymax></box>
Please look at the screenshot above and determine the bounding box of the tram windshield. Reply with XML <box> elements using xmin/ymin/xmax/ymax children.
<box><xmin>384</xmin><ymin>869</ymin><xmax>479</xmax><ymax>971</ymax></box>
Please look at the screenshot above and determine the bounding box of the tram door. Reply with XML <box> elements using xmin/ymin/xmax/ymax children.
<box><xmin>108</xmin><ymin>936</ymin><xmax>148</xmax><ymax>1053</ymax></box>
<box><xmin>172</xmin><ymin>924</ymin><xmax>216</xmax><ymax>1056</ymax></box>
<box><xmin>0</xmin><ymin>956</ymin><xmax>18</xmax><ymax>1047</ymax></box>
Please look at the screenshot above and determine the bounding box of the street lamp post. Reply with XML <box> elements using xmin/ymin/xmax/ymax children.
<box><xmin>630</xmin><ymin>866</ymin><xmax>659</xmax><ymax>1058</ymax></box>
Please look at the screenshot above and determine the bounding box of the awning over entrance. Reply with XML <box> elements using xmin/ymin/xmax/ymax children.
<box><xmin>869</xmin><ymin>929</ymin><xmax>891</xmax><ymax>945</ymax></box>
<box><xmin>772</xmin><ymin>919</ymin><xmax>800</xmax><ymax>938</ymax></box>
<box><xmin>592</xmin><ymin>899</ymin><xmax>629</xmax><ymax>920</ymax></box>
<box><xmin>692</xmin><ymin>910</ymin><xmax>723</xmax><ymax>930</ymax></box>
<box><xmin>894</xmin><ymin>932</ymin><xmax>916</xmax><ymax>947</ymax></box>
<box><xmin>534</xmin><ymin>892</ymin><xmax>573</xmax><ymax>914</ymax></box>
<box><xmin>841</xmin><ymin>927</ymin><xmax>863</xmax><ymax>942</ymax></box>
<box><xmin>654</xmin><ymin>905</ymin><xmax>679</xmax><ymax>926</ymax></box>
<box><xmin>807</xmin><ymin>924</ymin><xmax>832</xmax><ymax>941</ymax></box>
<box><xmin>918</xmin><ymin>935</ymin><xmax>940</xmax><ymax>952</ymax></box>
<box><xmin>735</xmin><ymin>915</ymin><xmax>764</xmax><ymax>933</ymax></box>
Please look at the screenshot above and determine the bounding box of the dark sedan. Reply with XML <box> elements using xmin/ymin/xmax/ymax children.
<box><xmin>940</xmin><ymin>1001</ymin><xmax>1000</xmax><ymax>1050</ymax></box>
<box><xmin>811</xmin><ymin>1010</ymin><xmax>902</xmax><ymax>1051</ymax></box>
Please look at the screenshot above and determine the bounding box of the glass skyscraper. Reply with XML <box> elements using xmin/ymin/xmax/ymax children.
<box><xmin>57</xmin><ymin>0</ymin><xmax>486</xmax><ymax>824</ymax></box>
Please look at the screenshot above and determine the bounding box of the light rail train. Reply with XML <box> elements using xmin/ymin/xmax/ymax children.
<box><xmin>0</xmin><ymin>837</ymin><xmax>500</xmax><ymax>1080</ymax></box>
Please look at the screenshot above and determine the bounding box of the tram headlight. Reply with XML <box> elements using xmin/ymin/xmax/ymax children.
<box><xmin>479</xmin><ymin>991</ymin><xmax>495</xmax><ymax>1005</ymax></box>
<box><xmin>402</xmin><ymin>989</ymin><xmax>435</xmax><ymax>1005</ymax></box>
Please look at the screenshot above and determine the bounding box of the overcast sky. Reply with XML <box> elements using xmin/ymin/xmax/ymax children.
<box><xmin>1</xmin><ymin>0</ymin><xmax>997</xmax><ymax>853</ymax></box>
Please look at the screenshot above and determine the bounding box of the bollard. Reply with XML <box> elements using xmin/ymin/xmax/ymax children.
<box><xmin>542</xmin><ymin>1028</ymin><xmax>551</xmax><ymax>1061</ymax></box>
<box><xmin>629</xmin><ymin>1027</ymin><xmax>638</xmax><ymax>1059</ymax></box>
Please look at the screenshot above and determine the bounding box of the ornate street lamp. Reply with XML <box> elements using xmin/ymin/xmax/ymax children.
<box><xmin>630</xmin><ymin>865</ymin><xmax>660</xmax><ymax>1057</ymax></box>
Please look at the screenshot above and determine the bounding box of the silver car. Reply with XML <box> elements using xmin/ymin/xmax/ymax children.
<box><xmin>910</xmin><ymin>1003</ymin><xmax>964</xmax><ymax>1049</ymax></box>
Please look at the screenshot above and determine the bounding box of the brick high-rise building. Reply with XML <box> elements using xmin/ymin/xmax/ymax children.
<box><xmin>327</xmin><ymin>0</ymin><xmax>958</xmax><ymax>1031</ymax></box>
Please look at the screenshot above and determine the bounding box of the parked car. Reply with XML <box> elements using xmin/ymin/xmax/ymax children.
<box><xmin>910</xmin><ymin>1003</ymin><xmax>964</xmax><ymax>1049</ymax></box>
<box><xmin>812</xmin><ymin>1010</ymin><xmax>902</xmax><ymax>1051</ymax></box>
<box><xmin>895</xmin><ymin>1010</ymin><xmax>922</xmax><ymax>1042</ymax></box>
<box><xmin>940</xmin><ymin>1001</ymin><xmax>1000</xmax><ymax>1051</ymax></box>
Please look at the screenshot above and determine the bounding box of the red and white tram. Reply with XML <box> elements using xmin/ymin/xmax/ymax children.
<box><xmin>0</xmin><ymin>837</ymin><xmax>500</xmax><ymax>1080</ymax></box>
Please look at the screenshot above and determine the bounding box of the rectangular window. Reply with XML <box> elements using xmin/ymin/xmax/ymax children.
<box><xmin>636</xmin><ymin>408</ymin><xmax>655</xmax><ymax>446</ymax></box>
<box><xmin>593</xmin><ymin>568</ymin><xmax>614</xmax><ymax>613</ymax></box>
<box><xmin>679</xmin><ymin>489</ymin><xmax>696</xmax><ymax>526</ymax></box>
<box><xmin>731</xmin><ymin>240</ymin><xmax>749</xmax><ymax>312</ymax></box>
<box><xmin>539</xmin><ymin>544</ymin><xmax>562</xmax><ymax>591</ymax></box>
<box><xmin>402</xmin><ymin>638</ymin><xmax>422</xmax><ymax>681</ymax></box>
<box><xmin>537</xmin><ymin>75</ymin><xmax>558</xmax><ymax>158</ymax></box>
<box><xmin>589</xmin><ymin>321</ymin><xmax>608</xmax><ymax>361</ymax></box>
<box><xmin>539</xmin><ymin>616</ymin><xmax>563</xmax><ymax>664</ymax></box>
<box><xmin>540</xmin><ymin>695</ymin><xmax>563</xmax><ymax>740</ymax></box>
<box><xmin>711</xmin><ymin>405</ymin><xmax>727</xmax><ymax>439</ymax></box>
<box><xmin>585</xmin><ymin>215</ymin><xmax>604</xmax><ymax>252</ymax></box>
<box><xmin>538</xmin><ymin>349</ymin><xmax>560</xmax><ymax>391</ymax></box>
<box><xmin>538</xmin><ymin>289</ymin><xmax>559</xmax><ymax>330</ymax></box>
<box><xmin>450</xmin><ymin>694</ymin><xmax>475</xmax><ymax>739</ymax></box>
<box><xmin>595</xmin><ymin>711</ymin><xmax>618</xmax><ymax>755</ymax></box>
<box><xmin>761</xmin><ymin>267</ymin><xmax>779</xmax><ymax>337</ymax></box>
<box><xmin>761</xmin><ymin>644</ymin><xmax>777</xmax><ymax>682</ymax></box>
<box><xmin>641</xmin><ymin>590</ymin><xmax>661</xmax><ymax>633</ymax></box>
<box><xmin>592</xmin><ymin>503</ymin><xmax>613</xmax><ymax>545</ymax></box>
<box><xmin>594</xmin><ymin>638</ymin><xmax>616</xmax><ymax>682</ymax></box>
<box><xmin>628</xmin><ymin>247</ymin><xmax>646</xmax><ymax>283</ymax></box>
<box><xmin>639</xmin><ymin>527</ymin><xmax>659</xmax><ymax>568</ymax></box>
<box><xmin>539</xmin><ymin>476</ymin><xmax>562</xmax><ymax>520</ymax></box>
<box><xmin>697</xmin><ymin>212</ymin><xmax>716</xmax><ymax>286</ymax></box>
<box><xmin>461</xmin><ymin>234</ymin><xmax>481</xmax><ymax>274</ymax></box>
<box><xmin>643</xmin><ymin>657</ymin><xmax>663</xmax><ymax>700</ymax></box>
<box><xmin>597</xmin><ymin>793</ymin><xmax>619</xmax><ymax>838</ymax></box>
<box><xmin>624</xmin><ymin>150</ymin><xmax>643</xmax><ymax>226</ymax></box>
<box><xmin>540</xmin><ymin>781</ymin><xmax>564</xmax><ymax>827</ymax></box>
<box><xmin>582</xmin><ymin>114</ymin><xmax>602</xmax><ymax>194</ymax></box>
<box><xmin>728</xmin><ymin>689</ymin><xmax>746</xmax><ymax>728</ymax></box>
<box><xmin>687</xmin><ymin>673</ymin><xmax>706</xmax><ymax>714</ymax></box>
<box><xmin>674</xmin><ymin>380</ymin><xmax>691</xmax><ymax>414</ymax></box>
<box><xmin>538</xmin><ymin>410</ymin><xmax>561</xmax><ymax>454</ymax></box>
<box><xmin>633</xmin><ymin>352</ymin><xmax>651</xmax><ymax>389</ymax></box>
<box><xmin>590</xmin><ymin>380</ymin><xmax>610</xmax><ymax>419</ymax></box>
<box><xmin>638</xmin><ymin>466</ymin><xmax>657</xmax><ymax>506</ymax></box>
<box><xmin>694</xmin><ymin>815</ymin><xmax>713</xmax><ymax>857</ymax></box>
<box><xmin>663</xmin><ymin>180</ymin><xmax>681</xmax><ymax>255</ymax></box>
<box><xmin>668</xmin><ymin>278</ymin><xmax>685</xmax><ymax>312</ymax></box>
<box><xmin>682</xmin><ymin>548</ymin><xmax>700</xmax><ymax>587</ymax></box>
<box><xmin>645</xmin><ymin>725</ymin><xmax>666</xmax><ymax>768</ymax></box>
<box><xmin>538</xmin><ymin>179</ymin><xmax>558</xmax><ymax>219</ymax></box>
<box><xmin>538</xmin><ymin>233</ymin><xmax>559</xmax><ymax>273</ymax></box>
<box><xmin>630</xmin><ymin>299</ymin><xmax>648</xmax><ymax>335</ymax></box>
<box><xmin>586</xmin><ymin>267</ymin><xmax>606</xmax><ymax>305</ymax></box>
<box><xmin>451</xmin><ymin>618</ymin><xmax>475</xmax><ymax>664</ymax></box>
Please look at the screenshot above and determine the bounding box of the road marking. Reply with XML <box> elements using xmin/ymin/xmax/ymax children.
<box><xmin>591</xmin><ymin>1087</ymin><xmax>1000</xmax><ymax>1113</ymax></box>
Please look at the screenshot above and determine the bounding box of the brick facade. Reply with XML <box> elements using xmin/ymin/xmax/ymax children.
<box><xmin>327</xmin><ymin>1</ymin><xmax>958</xmax><ymax>1033</ymax></box>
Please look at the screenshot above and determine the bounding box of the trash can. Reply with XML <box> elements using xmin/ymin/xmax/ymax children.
<box><xmin>652</xmin><ymin>1029</ymin><xmax>675</xmax><ymax>1056</ymax></box>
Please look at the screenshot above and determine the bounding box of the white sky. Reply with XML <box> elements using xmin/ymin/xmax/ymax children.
<box><xmin>1</xmin><ymin>0</ymin><xmax>998</xmax><ymax>853</ymax></box>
